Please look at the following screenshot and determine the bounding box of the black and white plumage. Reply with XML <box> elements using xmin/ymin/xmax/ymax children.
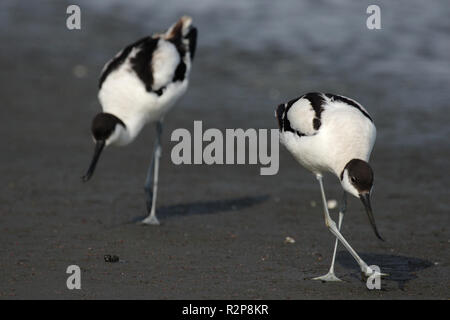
<box><xmin>83</xmin><ymin>16</ymin><xmax>197</xmax><ymax>225</ymax></box>
<box><xmin>276</xmin><ymin>92</ymin><xmax>385</xmax><ymax>281</ymax></box>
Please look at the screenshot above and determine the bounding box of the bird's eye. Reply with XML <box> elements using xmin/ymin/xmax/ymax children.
<box><xmin>351</xmin><ymin>177</ymin><xmax>356</xmax><ymax>183</ymax></box>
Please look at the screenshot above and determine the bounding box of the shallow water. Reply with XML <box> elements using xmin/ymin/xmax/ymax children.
<box><xmin>2</xmin><ymin>0</ymin><xmax>449</xmax><ymax>145</ymax></box>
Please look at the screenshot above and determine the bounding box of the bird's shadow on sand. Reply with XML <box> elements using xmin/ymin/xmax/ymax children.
<box><xmin>130</xmin><ymin>194</ymin><xmax>270</xmax><ymax>223</ymax></box>
<box><xmin>336</xmin><ymin>251</ymin><xmax>433</xmax><ymax>289</ymax></box>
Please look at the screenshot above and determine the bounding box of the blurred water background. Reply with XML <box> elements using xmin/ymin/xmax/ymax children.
<box><xmin>1</xmin><ymin>0</ymin><xmax>449</xmax><ymax>146</ymax></box>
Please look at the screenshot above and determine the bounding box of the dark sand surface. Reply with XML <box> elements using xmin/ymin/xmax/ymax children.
<box><xmin>0</xmin><ymin>1</ymin><xmax>449</xmax><ymax>299</ymax></box>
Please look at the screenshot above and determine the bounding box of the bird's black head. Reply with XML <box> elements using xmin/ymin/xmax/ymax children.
<box><xmin>341</xmin><ymin>159</ymin><xmax>383</xmax><ymax>241</ymax></box>
<box><xmin>344</xmin><ymin>159</ymin><xmax>374</xmax><ymax>194</ymax></box>
<box><xmin>91</xmin><ymin>113</ymin><xmax>126</xmax><ymax>141</ymax></box>
<box><xmin>82</xmin><ymin>113</ymin><xmax>126</xmax><ymax>182</ymax></box>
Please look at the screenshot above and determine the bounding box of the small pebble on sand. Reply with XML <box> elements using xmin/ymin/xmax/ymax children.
<box><xmin>327</xmin><ymin>199</ymin><xmax>337</xmax><ymax>209</ymax></box>
<box><xmin>284</xmin><ymin>236</ymin><xmax>295</xmax><ymax>244</ymax></box>
<box><xmin>104</xmin><ymin>255</ymin><xmax>119</xmax><ymax>263</ymax></box>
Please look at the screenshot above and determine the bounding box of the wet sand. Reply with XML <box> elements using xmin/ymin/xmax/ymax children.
<box><xmin>0</xmin><ymin>1</ymin><xmax>449</xmax><ymax>299</ymax></box>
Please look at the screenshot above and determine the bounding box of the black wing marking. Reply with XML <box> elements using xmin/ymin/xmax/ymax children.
<box><xmin>168</xmin><ymin>24</ymin><xmax>197</xmax><ymax>82</ymax></box>
<box><xmin>98</xmin><ymin>36</ymin><xmax>152</xmax><ymax>90</ymax></box>
<box><xmin>303</xmin><ymin>92</ymin><xmax>326</xmax><ymax>130</ymax></box>
<box><xmin>325</xmin><ymin>93</ymin><xmax>373</xmax><ymax>122</ymax></box>
<box><xmin>99</xmin><ymin>22</ymin><xmax>197</xmax><ymax>95</ymax></box>
<box><xmin>99</xmin><ymin>36</ymin><xmax>167</xmax><ymax>96</ymax></box>
<box><xmin>129</xmin><ymin>37</ymin><xmax>159</xmax><ymax>92</ymax></box>
<box><xmin>186</xmin><ymin>27</ymin><xmax>197</xmax><ymax>60</ymax></box>
<box><xmin>276</xmin><ymin>98</ymin><xmax>305</xmax><ymax>137</ymax></box>
<box><xmin>276</xmin><ymin>92</ymin><xmax>328</xmax><ymax>136</ymax></box>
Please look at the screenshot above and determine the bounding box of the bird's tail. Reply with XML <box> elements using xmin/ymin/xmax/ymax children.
<box><xmin>165</xmin><ymin>16</ymin><xmax>192</xmax><ymax>38</ymax></box>
<box><xmin>165</xmin><ymin>16</ymin><xmax>197</xmax><ymax>59</ymax></box>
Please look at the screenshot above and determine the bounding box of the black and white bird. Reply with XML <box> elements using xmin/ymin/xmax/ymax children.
<box><xmin>82</xmin><ymin>16</ymin><xmax>197</xmax><ymax>225</ymax></box>
<box><xmin>276</xmin><ymin>92</ymin><xmax>385</xmax><ymax>281</ymax></box>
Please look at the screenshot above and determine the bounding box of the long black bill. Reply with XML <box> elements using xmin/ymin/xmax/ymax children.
<box><xmin>82</xmin><ymin>140</ymin><xmax>105</xmax><ymax>182</ymax></box>
<box><xmin>359</xmin><ymin>193</ymin><xmax>384</xmax><ymax>241</ymax></box>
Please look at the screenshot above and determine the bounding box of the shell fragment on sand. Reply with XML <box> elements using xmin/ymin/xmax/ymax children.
<box><xmin>327</xmin><ymin>199</ymin><xmax>338</xmax><ymax>209</ymax></box>
<box><xmin>284</xmin><ymin>236</ymin><xmax>296</xmax><ymax>244</ymax></box>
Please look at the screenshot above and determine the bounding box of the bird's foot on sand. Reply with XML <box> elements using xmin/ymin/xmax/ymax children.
<box><xmin>141</xmin><ymin>215</ymin><xmax>160</xmax><ymax>225</ymax></box>
<box><xmin>312</xmin><ymin>272</ymin><xmax>343</xmax><ymax>282</ymax></box>
<box><xmin>361</xmin><ymin>266</ymin><xmax>388</xmax><ymax>281</ymax></box>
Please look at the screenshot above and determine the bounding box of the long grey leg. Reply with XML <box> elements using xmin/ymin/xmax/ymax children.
<box><xmin>313</xmin><ymin>191</ymin><xmax>346</xmax><ymax>281</ymax></box>
<box><xmin>143</xmin><ymin>145</ymin><xmax>156</xmax><ymax>212</ymax></box>
<box><xmin>314</xmin><ymin>174</ymin><xmax>380</xmax><ymax>277</ymax></box>
<box><xmin>142</xmin><ymin>121</ymin><xmax>163</xmax><ymax>225</ymax></box>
